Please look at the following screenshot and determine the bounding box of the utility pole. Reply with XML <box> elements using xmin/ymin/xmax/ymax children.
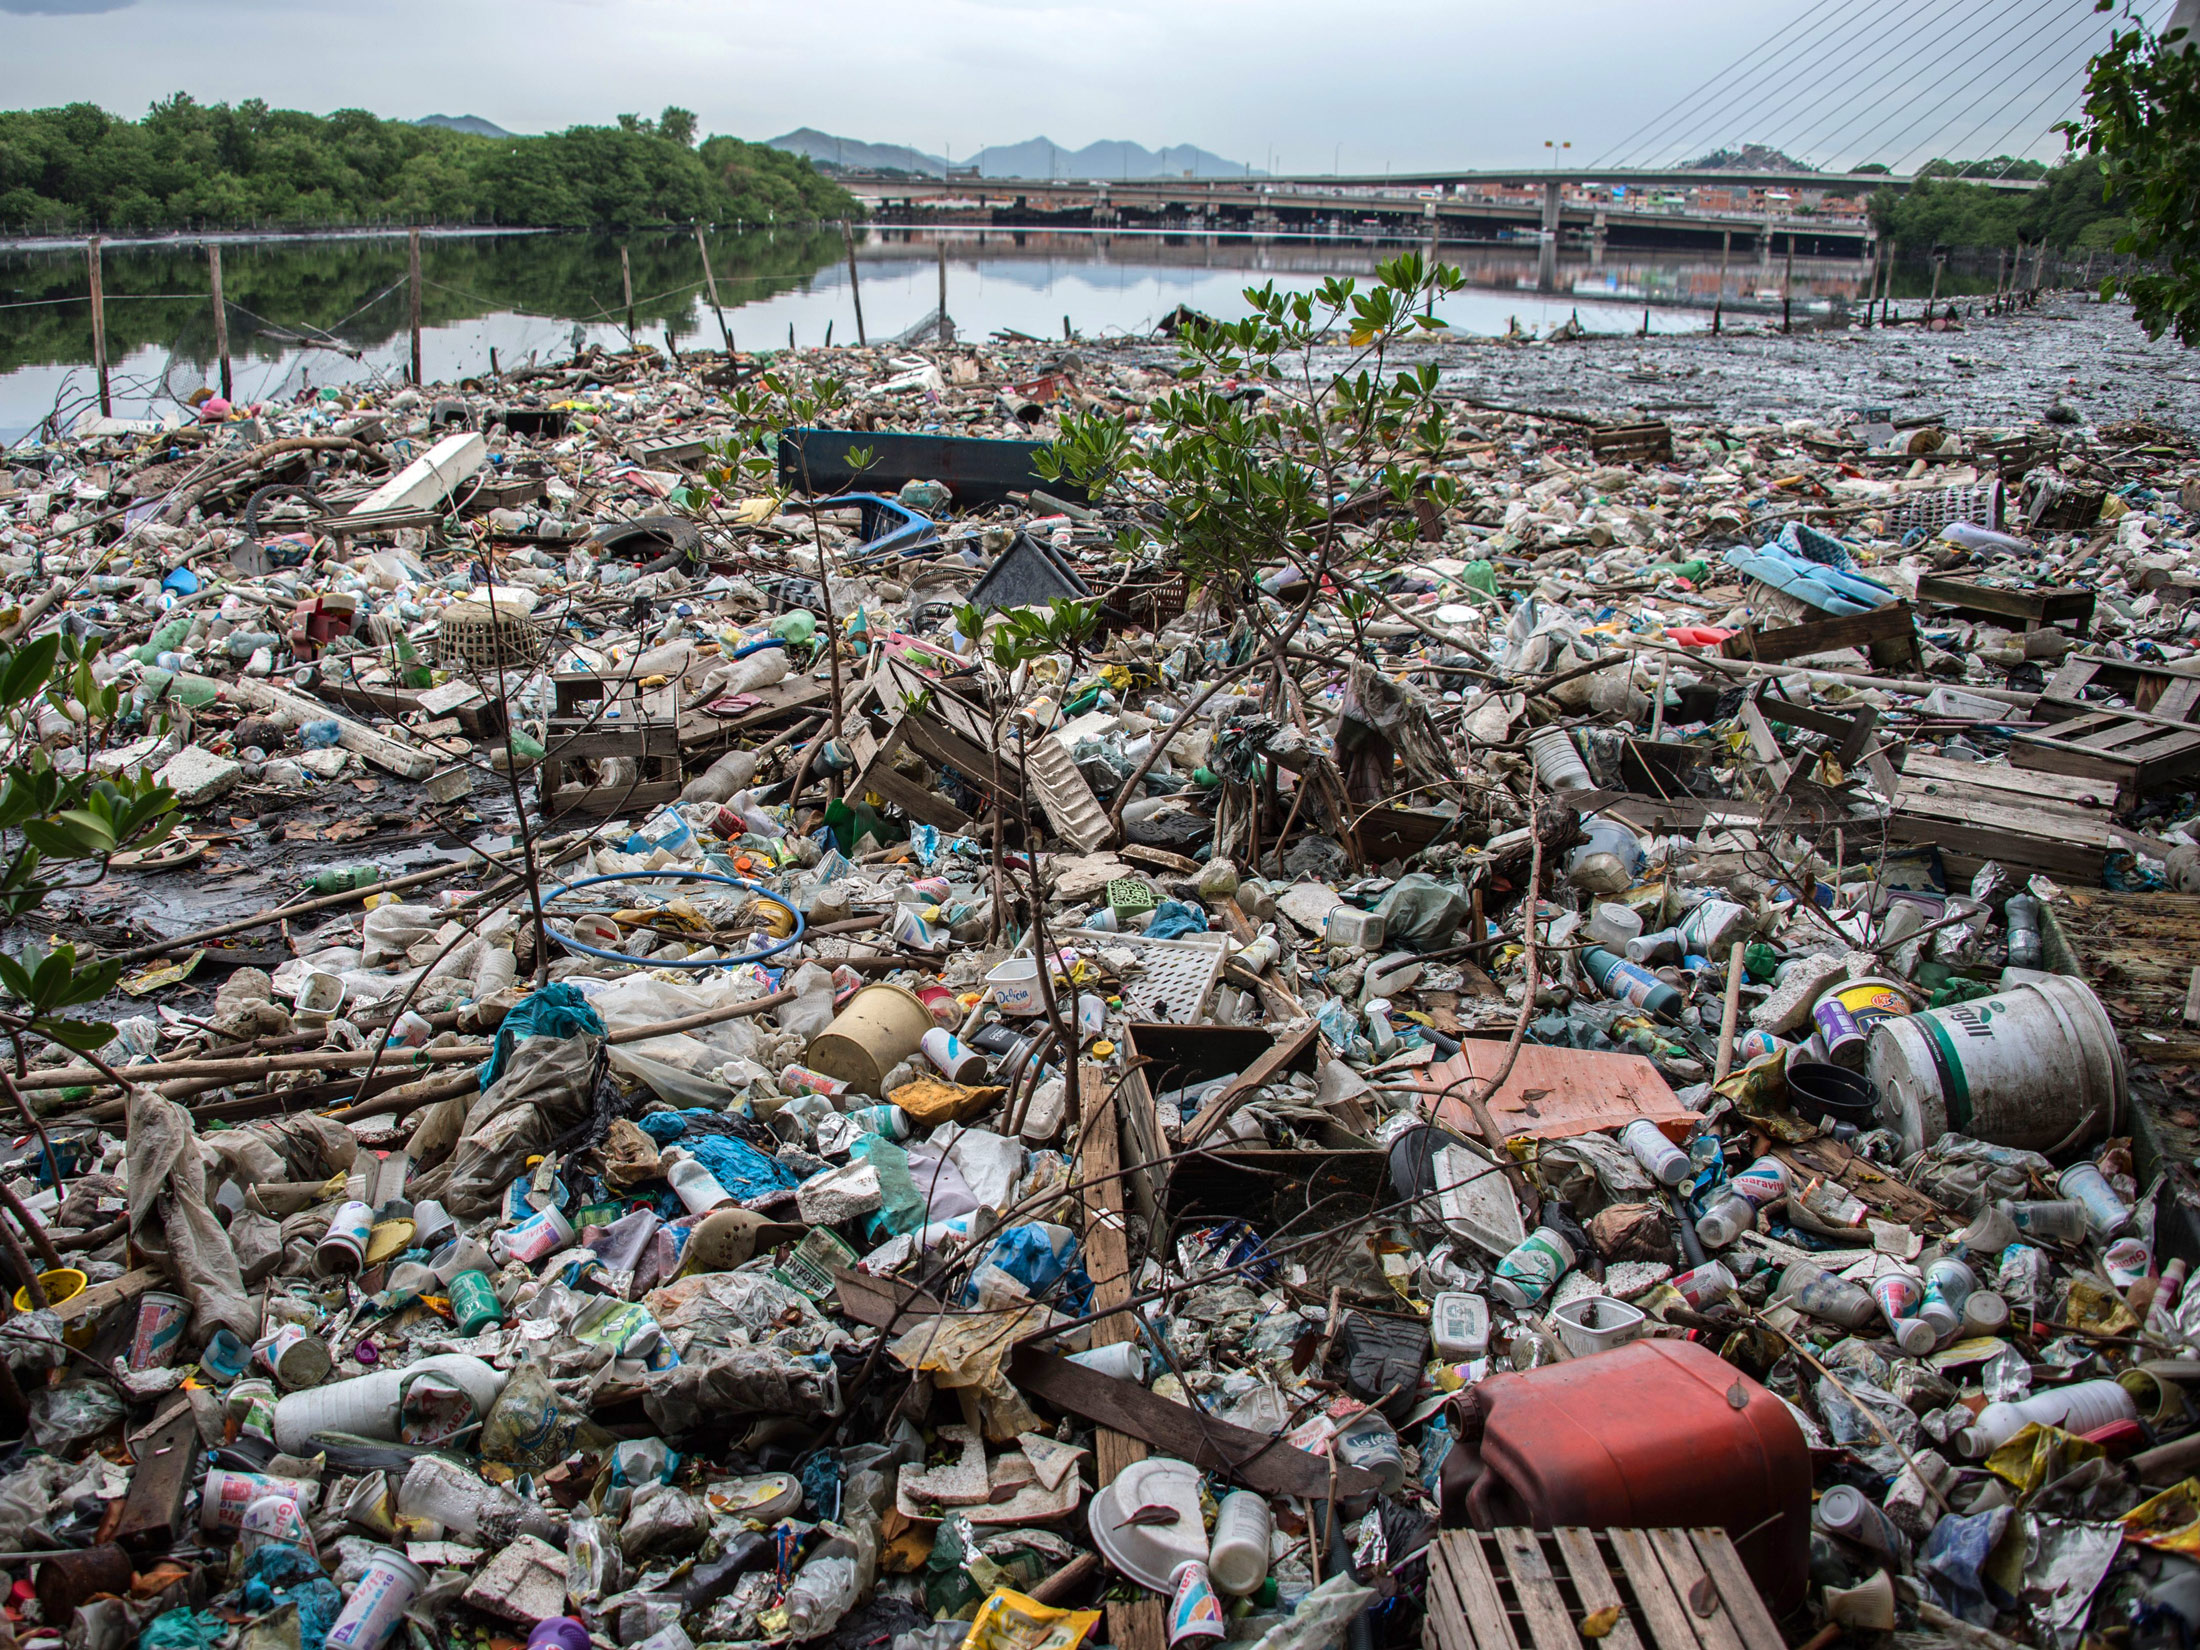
<box><xmin>620</xmin><ymin>245</ymin><xmax>636</xmax><ymax>346</ymax></box>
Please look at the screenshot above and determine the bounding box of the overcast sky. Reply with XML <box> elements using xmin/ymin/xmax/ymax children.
<box><xmin>0</xmin><ymin>0</ymin><xmax>2154</xmax><ymax>174</ymax></box>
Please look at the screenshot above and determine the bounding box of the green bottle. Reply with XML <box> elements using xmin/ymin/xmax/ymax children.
<box><xmin>135</xmin><ymin>667</ymin><xmax>221</xmax><ymax>710</ymax></box>
<box><xmin>309</xmin><ymin>865</ymin><xmax>382</xmax><ymax>894</ymax></box>
<box><xmin>132</xmin><ymin>618</ymin><xmax>193</xmax><ymax>666</ymax></box>
<box><xmin>393</xmin><ymin>634</ymin><xmax>432</xmax><ymax>690</ymax></box>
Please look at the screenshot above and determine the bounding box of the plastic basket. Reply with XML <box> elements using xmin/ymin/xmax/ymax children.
<box><xmin>434</xmin><ymin>603</ymin><xmax>551</xmax><ymax>674</ymax></box>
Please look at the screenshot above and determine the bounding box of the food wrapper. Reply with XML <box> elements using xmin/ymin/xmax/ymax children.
<box><xmin>961</xmin><ymin>1588</ymin><xmax>1101</xmax><ymax>1650</ymax></box>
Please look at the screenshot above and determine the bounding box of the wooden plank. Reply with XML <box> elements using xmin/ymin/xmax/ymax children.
<box><xmin>1686</xmin><ymin>1532</ymin><xmax>1785</xmax><ymax>1650</ymax></box>
<box><xmin>1441</xmin><ymin>1533</ymin><xmax>1523</xmax><ymax>1650</ymax></box>
<box><xmin>1181</xmin><ymin>1022</ymin><xmax>1320</xmax><ymax>1147</ymax></box>
<box><xmin>53</xmin><ymin>1264</ymin><xmax>162</xmax><ymax>1324</ymax></box>
<box><xmin>1900</xmin><ymin>751</ymin><xmax>2119</xmax><ymax>808</ymax></box>
<box><xmin>1646</xmin><ymin>1529</ymin><xmax>1745</xmax><ymax>1650</ymax></box>
<box><xmin>1609</xmin><ymin>1528</ymin><xmax>1700</xmax><ymax>1650</ymax></box>
<box><xmin>1892</xmin><ymin>782</ymin><xmax>2144</xmax><ymax>851</ymax></box>
<box><xmin>2182</xmin><ymin>965</ymin><xmax>2200</xmax><ymax>1030</ymax></box>
<box><xmin>1495</xmin><ymin>1528</ymin><xmax>1578</xmax><ymax>1650</ymax></box>
<box><xmin>1424</xmin><ymin>1536</ymin><xmax>1486</xmax><ymax>1650</ymax></box>
<box><xmin>1007</xmin><ymin>1345</ymin><xmax>1379</xmax><ymax>1499</ymax></box>
<box><xmin>1720</xmin><ymin>603</ymin><xmax>1914</xmax><ymax>667</ymax></box>
<box><xmin>111</xmin><ymin>1401</ymin><xmax>200</xmax><ymax>1555</ymax></box>
<box><xmin>1106</xmin><ymin>1599</ymin><xmax>1165</xmax><ymax>1650</ymax></box>
<box><xmin>1553</xmin><ymin>1529</ymin><xmax>1647</xmax><ymax>1650</ymax></box>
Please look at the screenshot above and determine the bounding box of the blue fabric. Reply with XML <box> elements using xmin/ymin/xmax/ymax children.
<box><xmin>479</xmin><ymin>982</ymin><xmax>607</xmax><ymax>1089</ymax></box>
<box><xmin>139</xmin><ymin>1612</ymin><xmax>230</xmax><ymax>1650</ymax></box>
<box><xmin>961</xmin><ymin>1223</ymin><xmax>1091</xmax><ymax>1312</ymax></box>
<box><xmin>685</xmin><ymin>1132</ymin><xmax>800</xmax><ymax>1200</ymax></box>
<box><xmin>1145</xmin><ymin>900</ymin><xmax>1209</xmax><ymax>940</ymax></box>
<box><xmin>237</xmin><ymin>1543</ymin><xmax>343</xmax><ymax>1650</ymax></box>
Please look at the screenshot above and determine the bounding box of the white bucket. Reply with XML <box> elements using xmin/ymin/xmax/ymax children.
<box><xmin>293</xmin><ymin>970</ymin><xmax>345</xmax><ymax>1017</ymax></box>
<box><xmin>987</xmin><ymin>956</ymin><xmax>1045</xmax><ymax>1017</ymax></box>
<box><xmin>1552</xmin><ymin>1295</ymin><xmax>1648</xmax><ymax>1358</ymax></box>
<box><xmin>1867</xmin><ymin>973</ymin><xmax>2125</xmax><ymax>1156</ymax></box>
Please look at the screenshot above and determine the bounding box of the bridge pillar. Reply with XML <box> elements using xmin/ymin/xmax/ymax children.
<box><xmin>1537</xmin><ymin>180</ymin><xmax>1563</xmax><ymax>293</ymax></box>
<box><xmin>1590</xmin><ymin>210</ymin><xmax>1607</xmax><ymax>268</ymax></box>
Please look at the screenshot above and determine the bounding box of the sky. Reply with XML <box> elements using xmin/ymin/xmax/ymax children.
<box><xmin>0</xmin><ymin>0</ymin><xmax>2162</xmax><ymax>175</ymax></box>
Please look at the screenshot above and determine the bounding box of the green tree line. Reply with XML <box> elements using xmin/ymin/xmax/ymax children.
<box><xmin>1866</xmin><ymin>155</ymin><xmax>2128</xmax><ymax>252</ymax></box>
<box><xmin>0</xmin><ymin>98</ymin><xmax>858</xmax><ymax>234</ymax></box>
<box><xmin>0</xmin><ymin>227</ymin><xmax>849</xmax><ymax>376</ymax></box>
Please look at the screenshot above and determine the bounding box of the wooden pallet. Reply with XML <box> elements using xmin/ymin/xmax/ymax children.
<box><xmin>1916</xmin><ymin>573</ymin><xmax>2094</xmax><ymax>635</ymax></box>
<box><xmin>1587</xmin><ymin>422</ymin><xmax>1674</xmax><ymax>463</ymax></box>
<box><xmin>1423</xmin><ymin>1528</ymin><xmax>1782</xmax><ymax>1650</ymax></box>
<box><xmin>847</xmin><ymin>654</ymin><xmax>1021</xmax><ymax>834</ymax></box>
<box><xmin>1888</xmin><ymin>750</ymin><xmax>2144</xmax><ymax>881</ymax></box>
<box><xmin>537</xmin><ymin>673</ymin><xmax>682</xmax><ymax>818</ymax></box>
<box><xmin>2035</xmin><ymin>652</ymin><xmax>2200</xmax><ymax>723</ymax></box>
<box><xmin>1719</xmin><ymin>602</ymin><xmax>1918</xmax><ymax>673</ymax></box>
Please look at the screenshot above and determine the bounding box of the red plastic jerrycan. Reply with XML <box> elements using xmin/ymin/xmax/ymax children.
<box><xmin>1439</xmin><ymin>1338</ymin><xmax>1810</xmax><ymax>1614</ymax></box>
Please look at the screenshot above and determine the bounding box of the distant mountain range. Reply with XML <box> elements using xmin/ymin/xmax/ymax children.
<box><xmin>768</xmin><ymin>128</ymin><xmax>1257</xmax><ymax>179</ymax></box>
<box><xmin>417</xmin><ymin>114</ymin><xmax>515</xmax><ymax>139</ymax></box>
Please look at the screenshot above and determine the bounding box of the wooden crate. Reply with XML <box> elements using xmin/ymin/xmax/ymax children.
<box><xmin>1916</xmin><ymin>573</ymin><xmax>2095</xmax><ymax>635</ymax></box>
<box><xmin>1423</xmin><ymin>1528</ymin><xmax>1783</xmax><ymax>1650</ymax></box>
<box><xmin>1587</xmin><ymin>422</ymin><xmax>1674</xmax><ymax>463</ymax></box>
<box><xmin>537</xmin><ymin>674</ymin><xmax>682</xmax><ymax>818</ymax></box>
<box><xmin>1719</xmin><ymin>601</ymin><xmax>1918</xmax><ymax>673</ymax></box>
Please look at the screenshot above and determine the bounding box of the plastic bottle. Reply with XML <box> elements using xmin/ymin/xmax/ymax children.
<box><xmin>783</xmin><ymin>1552</ymin><xmax>859</xmax><ymax>1641</ymax></box>
<box><xmin>1581</xmin><ymin>947</ymin><xmax>1683</xmax><ymax>1023</ymax></box>
<box><xmin>1729</xmin><ymin>1156</ymin><xmax>1792</xmax><ymax>1212</ymax></box>
<box><xmin>662</xmin><ymin>1149</ymin><xmax>733</xmax><ymax>1215</ymax></box>
<box><xmin>1621</xmin><ymin>1119</ymin><xmax>1692</xmax><ymax>1187</ymax></box>
<box><xmin>1208</xmin><ymin>1491</ymin><xmax>1273</xmax><ymax>1595</ymax></box>
<box><xmin>2004</xmin><ymin>893</ymin><xmax>2043</xmax><ymax>969</ymax></box>
<box><xmin>309</xmin><ymin>865</ymin><xmax>382</xmax><ymax>894</ymax></box>
<box><xmin>1693</xmin><ymin>1189</ymin><xmax>1756</xmax><ymax>1249</ymax></box>
<box><xmin>134</xmin><ymin>617</ymin><xmax>193</xmax><ymax>665</ymax></box>
<box><xmin>135</xmin><ymin>667</ymin><xmax>222</xmax><ymax>710</ymax></box>
<box><xmin>1956</xmin><ymin>1379</ymin><xmax>2139</xmax><ymax>1458</ymax></box>
<box><xmin>1815</xmin><ymin>1484</ymin><xmax>1910</xmax><ymax>1560</ymax></box>
<box><xmin>398</xmin><ymin>1453</ymin><xmax>562</xmax><ymax>1543</ymax></box>
<box><xmin>681</xmin><ymin>746</ymin><xmax>760</xmax><ymax>806</ymax></box>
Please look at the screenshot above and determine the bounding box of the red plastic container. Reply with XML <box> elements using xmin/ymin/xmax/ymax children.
<box><xmin>1440</xmin><ymin>1338</ymin><xmax>1809</xmax><ymax>1614</ymax></box>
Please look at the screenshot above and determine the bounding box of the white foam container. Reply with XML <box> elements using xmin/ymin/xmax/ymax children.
<box><xmin>1430</xmin><ymin>1292</ymin><xmax>1491</xmax><ymax>1362</ymax></box>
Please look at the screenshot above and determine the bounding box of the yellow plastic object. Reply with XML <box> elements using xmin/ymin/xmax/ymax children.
<box><xmin>14</xmin><ymin>1267</ymin><xmax>86</xmax><ymax>1314</ymax></box>
<box><xmin>364</xmin><ymin>1218</ymin><xmax>416</xmax><ymax>1266</ymax></box>
<box><xmin>961</xmin><ymin>1589</ymin><xmax>1101</xmax><ymax>1650</ymax></box>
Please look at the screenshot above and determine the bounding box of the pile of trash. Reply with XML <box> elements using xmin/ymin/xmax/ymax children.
<box><xmin>5</xmin><ymin>299</ymin><xmax>2200</xmax><ymax>1650</ymax></box>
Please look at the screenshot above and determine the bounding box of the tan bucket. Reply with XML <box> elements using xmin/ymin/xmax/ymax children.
<box><xmin>805</xmin><ymin>982</ymin><xmax>935</xmax><ymax>1096</ymax></box>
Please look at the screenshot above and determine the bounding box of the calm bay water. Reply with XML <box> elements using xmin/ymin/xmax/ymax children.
<box><xmin>0</xmin><ymin>225</ymin><xmax>1883</xmax><ymax>446</ymax></box>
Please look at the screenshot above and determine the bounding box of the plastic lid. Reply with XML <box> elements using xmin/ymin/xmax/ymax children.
<box><xmin>1891</xmin><ymin>1317</ymin><xmax>1937</xmax><ymax>1356</ymax></box>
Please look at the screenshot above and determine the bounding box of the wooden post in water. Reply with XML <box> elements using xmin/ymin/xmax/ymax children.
<box><xmin>1992</xmin><ymin>248</ymin><xmax>2008</xmax><ymax>315</ymax></box>
<box><xmin>407</xmin><ymin>228</ymin><xmax>423</xmax><ymax>386</ymax></box>
<box><xmin>207</xmin><ymin>244</ymin><xmax>231</xmax><ymax>401</ymax></box>
<box><xmin>840</xmin><ymin>221</ymin><xmax>867</xmax><ymax>346</ymax></box>
<box><xmin>694</xmin><ymin>226</ymin><xmax>734</xmax><ymax>354</ymax></box>
<box><xmin>86</xmin><ymin>236</ymin><xmax>110</xmax><ymax>417</ymax></box>
<box><xmin>1925</xmin><ymin>254</ymin><xmax>1943</xmax><ymax>326</ymax></box>
<box><xmin>1781</xmin><ymin>233</ymin><xmax>1794</xmax><ymax>333</ymax></box>
<box><xmin>620</xmin><ymin>245</ymin><xmax>636</xmax><ymax>346</ymax></box>
<box><xmin>1714</xmin><ymin>229</ymin><xmax>1730</xmax><ymax>334</ymax></box>
<box><xmin>937</xmin><ymin>240</ymin><xmax>950</xmax><ymax>341</ymax></box>
<box><xmin>1860</xmin><ymin>237</ymin><xmax>1876</xmax><ymax>330</ymax></box>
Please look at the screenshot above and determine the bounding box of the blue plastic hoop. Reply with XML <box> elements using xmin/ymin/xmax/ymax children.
<box><xmin>542</xmin><ymin>868</ymin><xmax>806</xmax><ymax>968</ymax></box>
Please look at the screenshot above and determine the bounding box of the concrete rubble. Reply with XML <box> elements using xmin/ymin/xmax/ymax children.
<box><xmin>1</xmin><ymin>292</ymin><xmax>2200</xmax><ymax>1650</ymax></box>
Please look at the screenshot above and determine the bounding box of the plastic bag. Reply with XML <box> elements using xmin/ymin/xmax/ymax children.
<box><xmin>361</xmin><ymin>902</ymin><xmax>441</xmax><ymax>967</ymax></box>
<box><xmin>567</xmin><ymin>1511</ymin><xmax>625</xmax><ymax>1608</ymax></box>
<box><xmin>777</xmin><ymin>964</ymin><xmax>838</xmax><ymax>1043</ymax></box>
<box><xmin>620</xmin><ymin>1483</ymin><xmax>709</xmax><ymax>1561</ymax></box>
<box><xmin>410</xmin><ymin>1031</ymin><xmax>600</xmax><ymax>1216</ymax></box>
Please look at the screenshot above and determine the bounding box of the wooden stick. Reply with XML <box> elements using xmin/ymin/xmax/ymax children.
<box><xmin>1713</xmin><ymin>939</ymin><xmax>1746</xmax><ymax>1086</ymax></box>
<box><xmin>87</xmin><ymin>236</ymin><xmax>110</xmax><ymax>418</ymax></box>
<box><xmin>694</xmin><ymin>226</ymin><xmax>734</xmax><ymax>354</ymax></box>
<box><xmin>407</xmin><ymin>228</ymin><xmax>424</xmax><ymax>387</ymax></box>
<box><xmin>841</xmin><ymin>220</ymin><xmax>867</xmax><ymax>346</ymax></box>
<box><xmin>208</xmin><ymin>244</ymin><xmax>231</xmax><ymax>402</ymax></box>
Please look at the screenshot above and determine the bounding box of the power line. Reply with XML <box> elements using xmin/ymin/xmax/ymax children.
<box><xmin>1627</xmin><ymin>0</ymin><xmax>1899</xmax><ymax>167</ymax></box>
<box><xmin>1784</xmin><ymin>0</ymin><xmax>2014</xmax><ymax>166</ymax></box>
<box><xmin>1677</xmin><ymin>0</ymin><xmax>1920</xmax><ymax>166</ymax></box>
<box><xmin>1858</xmin><ymin>0</ymin><xmax>2094</xmax><ymax>167</ymax></box>
<box><xmin>1886</xmin><ymin>1</ymin><xmax>2113</xmax><ymax>170</ymax></box>
<box><xmin>1751</xmin><ymin>0</ymin><xmax>1977</xmax><ymax>162</ymax></box>
<box><xmin>1590</xmin><ymin>0</ymin><xmax>1857</xmax><ymax>167</ymax></box>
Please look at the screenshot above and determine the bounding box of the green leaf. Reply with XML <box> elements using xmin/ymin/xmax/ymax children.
<box><xmin>0</xmin><ymin>634</ymin><xmax>60</xmax><ymax>712</ymax></box>
<box><xmin>32</xmin><ymin>1017</ymin><xmax>116</xmax><ymax>1054</ymax></box>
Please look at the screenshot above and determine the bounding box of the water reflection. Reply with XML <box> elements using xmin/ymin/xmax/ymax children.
<box><xmin>1</xmin><ymin>225</ymin><xmax>1891</xmax><ymax>444</ymax></box>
